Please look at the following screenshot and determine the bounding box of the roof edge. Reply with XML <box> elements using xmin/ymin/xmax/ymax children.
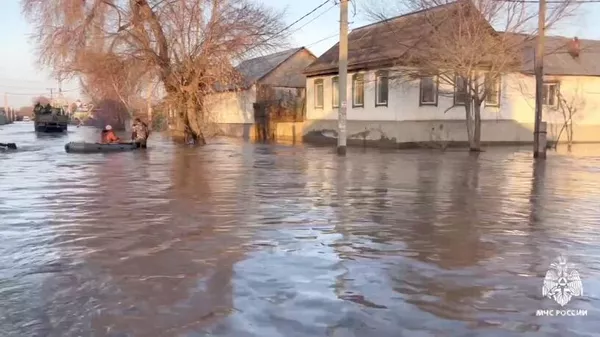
<box><xmin>255</xmin><ymin>47</ymin><xmax>312</xmax><ymax>84</ymax></box>
<box><xmin>349</xmin><ymin>2</ymin><xmax>458</xmax><ymax>33</ymax></box>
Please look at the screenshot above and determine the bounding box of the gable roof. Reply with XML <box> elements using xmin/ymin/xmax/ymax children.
<box><xmin>304</xmin><ymin>2</ymin><xmax>469</xmax><ymax>76</ymax></box>
<box><xmin>304</xmin><ymin>3</ymin><xmax>600</xmax><ymax>78</ymax></box>
<box><xmin>234</xmin><ymin>47</ymin><xmax>312</xmax><ymax>88</ymax></box>
<box><xmin>506</xmin><ymin>33</ymin><xmax>600</xmax><ymax>76</ymax></box>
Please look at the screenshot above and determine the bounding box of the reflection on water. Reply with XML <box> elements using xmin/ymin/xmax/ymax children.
<box><xmin>1</xmin><ymin>122</ymin><xmax>600</xmax><ymax>336</ymax></box>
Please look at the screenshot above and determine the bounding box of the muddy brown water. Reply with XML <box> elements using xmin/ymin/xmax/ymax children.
<box><xmin>1</xmin><ymin>121</ymin><xmax>600</xmax><ymax>336</ymax></box>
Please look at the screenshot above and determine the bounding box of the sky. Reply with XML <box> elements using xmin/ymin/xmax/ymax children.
<box><xmin>0</xmin><ymin>0</ymin><xmax>598</xmax><ymax>108</ymax></box>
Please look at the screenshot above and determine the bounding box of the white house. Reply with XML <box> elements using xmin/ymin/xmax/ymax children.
<box><xmin>207</xmin><ymin>47</ymin><xmax>317</xmax><ymax>140</ymax></box>
<box><xmin>301</xmin><ymin>3</ymin><xmax>600</xmax><ymax>147</ymax></box>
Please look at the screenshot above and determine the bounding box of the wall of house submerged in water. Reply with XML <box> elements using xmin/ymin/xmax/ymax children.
<box><xmin>299</xmin><ymin>72</ymin><xmax>600</xmax><ymax>148</ymax></box>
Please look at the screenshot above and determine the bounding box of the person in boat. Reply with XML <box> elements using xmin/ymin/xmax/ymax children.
<box><xmin>100</xmin><ymin>125</ymin><xmax>120</xmax><ymax>144</ymax></box>
<box><xmin>131</xmin><ymin>118</ymin><xmax>149</xmax><ymax>148</ymax></box>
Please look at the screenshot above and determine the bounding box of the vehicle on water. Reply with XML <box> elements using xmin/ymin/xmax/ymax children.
<box><xmin>0</xmin><ymin>142</ymin><xmax>17</xmax><ymax>150</ymax></box>
<box><xmin>33</xmin><ymin>103</ymin><xmax>68</xmax><ymax>133</ymax></box>
<box><xmin>64</xmin><ymin>141</ymin><xmax>142</xmax><ymax>154</ymax></box>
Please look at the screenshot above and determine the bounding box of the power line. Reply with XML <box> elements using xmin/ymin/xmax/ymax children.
<box><xmin>289</xmin><ymin>3</ymin><xmax>338</xmax><ymax>35</ymax></box>
<box><xmin>4</xmin><ymin>87</ymin><xmax>80</xmax><ymax>96</ymax></box>
<box><xmin>268</xmin><ymin>0</ymin><xmax>332</xmax><ymax>42</ymax></box>
<box><xmin>4</xmin><ymin>92</ymin><xmax>54</xmax><ymax>96</ymax></box>
<box><xmin>241</xmin><ymin>0</ymin><xmax>334</xmax><ymax>57</ymax></box>
<box><xmin>0</xmin><ymin>84</ymin><xmax>81</xmax><ymax>92</ymax></box>
<box><xmin>0</xmin><ymin>84</ymin><xmax>54</xmax><ymax>90</ymax></box>
<box><xmin>0</xmin><ymin>77</ymin><xmax>53</xmax><ymax>84</ymax></box>
<box><xmin>306</xmin><ymin>33</ymin><xmax>341</xmax><ymax>47</ymax></box>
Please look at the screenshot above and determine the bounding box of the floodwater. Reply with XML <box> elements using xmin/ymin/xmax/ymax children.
<box><xmin>1</xmin><ymin>121</ymin><xmax>600</xmax><ymax>337</ymax></box>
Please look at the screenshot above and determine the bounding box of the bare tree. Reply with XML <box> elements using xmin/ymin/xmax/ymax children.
<box><xmin>31</xmin><ymin>96</ymin><xmax>51</xmax><ymax>105</ymax></box>
<box><xmin>22</xmin><ymin>0</ymin><xmax>286</xmax><ymax>144</ymax></box>
<box><xmin>365</xmin><ymin>0</ymin><xmax>576</xmax><ymax>151</ymax></box>
<box><xmin>555</xmin><ymin>86</ymin><xmax>584</xmax><ymax>151</ymax></box>
<box><xmin>63</xmin><ymin>51</ymin><xmax>149</xmax><ymax>129</ymax></box>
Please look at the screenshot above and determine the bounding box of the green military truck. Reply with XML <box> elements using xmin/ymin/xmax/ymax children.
<box><xmin>33</xmin><ymin>103</ymin><xmax>69</xmax><ymax>133</ymax></box>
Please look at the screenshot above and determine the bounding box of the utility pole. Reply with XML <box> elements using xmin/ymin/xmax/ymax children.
<box><xmin>337</xmin><ymin>0</ymin><xmax>348</xmax><ymax>156</ymax></box>
<box><xmin>4</xmin><ymin>93</ymin><xmax>8</xmax><ymax>121</ymax></box>
<box><xmin>533</xmin><ymin>0</ymin><xmax>546</xmax><ymax>159</ymax></box>
<box><xmin>47</xmin><ymin>88</ymin><xmax>54</xmax><ymax>100</ymax></box>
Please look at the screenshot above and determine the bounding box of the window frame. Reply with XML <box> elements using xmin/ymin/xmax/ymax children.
<box><xmin>542</xmin><ymin>81</ymin><xmax>560</xmax><ymax>107</ymax></box>
<box><xmin>419</xmin><ymin>75</ymin><xmax>439</xmax><ymax>106</ymax></box>
<box><xmin>352</xmin><ymin>73</ymin><xmax>365</xmax><ymax>108</ymax></box>
<box><xmin>484</xmin><ymin>73</ymin><xmax>501</xmax><ymax>108</ymax></box>
<box><xmin>314</xmin><ymin>79</ymin><xmax>324</xmax><ymax>109</ymax></box>
<box><xmin>332</xmin><ymin>76</ymin><xmax>339</xmax><ymax>108</ymax></box>
<box><xmin>454</xmin><ymin>75</ymin><xmax>468</xmax><ymax>106</ymax></box>
<box><xmin>375</xmin><ymin>70</ymin><xmax>389</xmax><ymax>107</ymax></box>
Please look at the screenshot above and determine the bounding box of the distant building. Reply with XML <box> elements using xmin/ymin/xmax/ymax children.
<box><xmin>207</xmin><ymin>47</ymin><xmax>318</xmax><ymax>140</ymax></box>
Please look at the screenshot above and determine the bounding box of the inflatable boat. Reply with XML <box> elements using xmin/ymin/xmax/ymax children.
<box><xmin>0</xmin><ymin>142</ymin><xmax>17</xmax><ymax>150</ymax></box>
<box><xmin>65</xmin><ymin>142</ymin><xmax>139</xmax><ymax>153</ymax></box>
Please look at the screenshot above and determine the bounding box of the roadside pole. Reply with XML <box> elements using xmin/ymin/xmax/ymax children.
<box><xmin>533</xmin><ymin>0</ymin><xmax>547</xmax><ymax>159</ymax></box>
<box><xmin>3</xmin><ymin>93</ymin><xmax>8</xmax><ymax>121</ymax></box>
<box><xmin>337</xmin><ymin>0</ymin><xmax>348</xmax><ymax>156</ymax></box>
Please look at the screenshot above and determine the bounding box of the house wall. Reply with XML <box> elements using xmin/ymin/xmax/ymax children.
<box><xmin>207</xmin><ymin>50</ymin><xmax>316</xmax><ymax>140</ymax></box>
<box><xmin>505</xmin><ymin>73</ymin><xmax>600</xmax><ymax>142</ymax></box>
<box><xmin>302</xmin><ymin>69</ymin><xmax>600</xmax><ymax>145</ymax></box>
<box><xmin>207</xmin><ymin>85</ymin><xmax>256</xmax><ymax>139</ymax></box>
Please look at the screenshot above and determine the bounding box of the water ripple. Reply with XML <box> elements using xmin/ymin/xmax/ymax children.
<box><xmin>1</xmin><ymin>122</ymin><xmax>600</xmax><ymax>336</ymax></box>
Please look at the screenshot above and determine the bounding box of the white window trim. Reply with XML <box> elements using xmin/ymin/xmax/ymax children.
<box><xmin>314</xmin><ymin>79</ymin><xmax>324</xmax><ymax>109</ymax></box>
<box><xmin>543</xmin><ymin>82</ymin><xmax>560</xmax><ymax>107</ymax></box>
<box><xmin>484</xmin><ymin>74</ymin><xmax>501</xmax><ymax>107</ymax></box>
<box><xmin>332</xmin><ymin>76</ymin><xmax>339</xmax><ymax>108</ymax></box>
<box><xmin>352</xmin><ymin>73</ymin><xmax>365</xmax><ymax>108</ymax></box>
<box><xmin>375</xmin><ymin>71</ymin><xmax>389</xmax><ymax>106</ymax></box>
<box><xmin>453</xmin><ymin>76</ymin><xmax>468</xmax><ymax>106</ymax></box>
<box><xmin>419</xmin><ymin>76</ymin><xmax>438</xmax><ymax>106</ymax></box>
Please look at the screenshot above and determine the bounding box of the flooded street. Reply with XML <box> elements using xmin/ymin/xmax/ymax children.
<box><xmin>1</xmin><ymin>121</ymin><xmax>600</xmax><ymax>336</ymax></box>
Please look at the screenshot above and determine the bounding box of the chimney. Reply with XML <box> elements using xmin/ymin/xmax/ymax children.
<box><xmin>568</xmin><ymin>36</ymin><xmax>581</xmax><ymax>58</ymax></box>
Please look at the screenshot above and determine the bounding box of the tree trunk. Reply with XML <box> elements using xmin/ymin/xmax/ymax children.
<box><xmin>185</xmin><ymin>97</ymin><xmax>206</xmax><ymax>145</ymax></box>
<box><xmin>463</xmin><ymin>97</ymin><xmax>482</xmax><ymax>152</ymax></box>
<box><xmin>464</xmin><ymin>98</ymin><xmax>473</xmax><ymax>147</ymax></box>
<box><xmin>471</xmin><ymin>99</ymin><xmax>482</xmax><ymax>152</ymax></box>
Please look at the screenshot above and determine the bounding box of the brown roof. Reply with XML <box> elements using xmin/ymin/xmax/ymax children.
<box><xmin>216</xmin><ymin>47</ymin><xmax>314</xmax><ymax>91</ymax></box>
<box><xmin>237</xmin><ymin>48</ymin><xmax>306</xmax><ymax>85</ymax></box>
<box><xmin>304</xmin><ymin>2</ymin><xmax>474</xmax><ymax>76</ymax></box>
<box><xmin>505</xmin><ymin>33</ymin><xmax>600</xmax><ymax>76</ymax></box>
<box><xmin>305</xmin><ymin>4</ymin><xmax>600</xmax><ymax>77</ymax></box>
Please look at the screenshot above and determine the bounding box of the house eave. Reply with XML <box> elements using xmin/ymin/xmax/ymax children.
<box><xmin>518</xmin><ymin>71</ymin><xmax>600</xmax><ymax>78</ymax></box>
<box><xmin>305</xmin><ymin>59</ymin><xmax>400</xmax><ymax>77</ymax></box>
<box><xmin>212</xmin><ymin>83</ymin><xmax>255</xmax><ymax>94</ymax></box>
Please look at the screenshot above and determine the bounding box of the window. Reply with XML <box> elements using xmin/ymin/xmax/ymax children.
<box><xmin>352</xmin><ymin>73</ymin><xmax>364</xmax><ymax>107</ymax></box>
<box><xmin>314</xmin><ymin>79</ymin><xmax>324</xmax><ymax>108</ymax></box>
<box><xmin>332</xmin><ymin>76</ymin><xmax>339</xmax><ymax>108</ymax></box>
<box><xmin>376</xmin><ymin>71</ymin><xmax>389</xmax><ymax>106</ymax></box>
<box><xmin>484</xmin><ymin>74</ymin><xmax>501</xmax><ymax>107</ymax></box>
<box><xmin>454</xmin><ymin>75</ymin><xmax>467</xmax><ymax>105</ymax></box>
<box><xmin>419</xmin><ymin>76</ymin><xmax>438</xmax><ymax>105</ymax></box>
<box><xmin>543</xmin><ymin>82</ymin><xmax>559</xmax><ymax>107</ymax></box>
